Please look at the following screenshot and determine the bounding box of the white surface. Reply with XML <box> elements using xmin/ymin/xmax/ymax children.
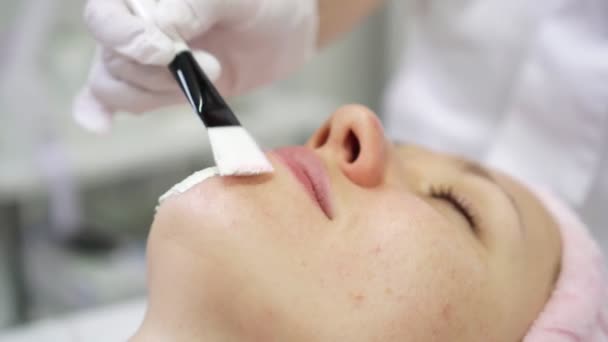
<box><xmin>0</xmin><ymin>299</ymin><xmax>145</xmax><ymax>342</ymax></box>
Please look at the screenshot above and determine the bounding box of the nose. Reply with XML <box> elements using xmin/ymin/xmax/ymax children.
<box><xmin>307</xmin><ymin>105</ymin><xmax>388</xmax><ymax>187</ymax></box>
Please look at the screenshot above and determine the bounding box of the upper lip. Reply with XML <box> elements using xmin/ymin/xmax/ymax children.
<box><xmin>271</xmin><ymin>147</ymin><xmax>333</xmax><ymax>219</ymax></box>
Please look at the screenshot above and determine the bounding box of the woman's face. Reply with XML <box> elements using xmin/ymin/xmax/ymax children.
<box><xmin>137</xmin><ymin>105</ymin><xmax>561</xmax><ymax>342</ymax></box>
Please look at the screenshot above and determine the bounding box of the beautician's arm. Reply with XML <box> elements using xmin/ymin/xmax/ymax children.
<box><xmin>318</xmin><ymin>0</ymin><xmax>386</xmax><ymax>47</ymax></box>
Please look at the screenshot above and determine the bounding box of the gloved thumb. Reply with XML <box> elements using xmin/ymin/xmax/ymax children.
<box><xmin>73</xmin><ymin>87</ymin><xmax>113</xmax><ymax>134</ymax></box>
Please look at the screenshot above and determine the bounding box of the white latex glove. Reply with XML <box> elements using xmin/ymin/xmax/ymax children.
<box><xmin>74</xmin><ymin>0</ymin><xmax>319</xmax><ymax>133</ymax></box>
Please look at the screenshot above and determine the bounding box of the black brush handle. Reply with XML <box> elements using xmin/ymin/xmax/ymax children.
<box><xmin>169</xmin><ymin>51</ymin><xmax>241</xmax><ymax>128</ymax></box>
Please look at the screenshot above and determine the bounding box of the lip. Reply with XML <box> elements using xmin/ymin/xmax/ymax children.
<box><xmin>271</xmin><ymin>147</ymin><xmax>333</xmax><ymax>219</ymax></box>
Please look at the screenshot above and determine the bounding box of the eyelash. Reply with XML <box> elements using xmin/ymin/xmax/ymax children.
<box><xmin>429</xmin><ymin>185</ymin><xmax>477</xmax><ymax>230</ymax></box>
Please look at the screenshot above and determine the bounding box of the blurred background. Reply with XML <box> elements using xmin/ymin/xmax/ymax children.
<box><xmin>0</xmin><ymin>0</ymin><xmax>406</xmax><ymax>338</ymax></box>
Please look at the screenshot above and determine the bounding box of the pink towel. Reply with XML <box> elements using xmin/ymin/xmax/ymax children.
<box><xmin>525</xmin><ymin>187</ymin><xmax>608</xmax><ymax>341</ymax></box>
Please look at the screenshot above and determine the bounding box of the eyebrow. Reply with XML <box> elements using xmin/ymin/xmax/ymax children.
<box><xmin>460</xmin><ymin>161</ymin><xmax>525</xmax><ymax>232</ymax></box>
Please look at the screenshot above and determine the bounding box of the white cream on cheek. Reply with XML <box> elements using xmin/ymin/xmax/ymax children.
<box><xmin>158</xmin><ymin>167</ymin><xmax>220</xmax><ymax>206</ymax></box>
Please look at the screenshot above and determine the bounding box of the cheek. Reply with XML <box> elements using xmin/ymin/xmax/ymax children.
<box><xmin>145</xmin><ymin>176</ymin><xmax>334</xmax><ymax>331</ymax></box>
<box><xmin>149</xmin><ymin>174</ymin><xmax>331</xmax><ymax>288</ymax></box>
<box><xmin>319</xmin><ymin>192</ymin><xmax>494</xmax><ymax>340</ymax></box>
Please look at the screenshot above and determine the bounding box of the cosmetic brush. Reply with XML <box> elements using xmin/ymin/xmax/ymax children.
<box><xmin>127</xmin><ymin>0</ymin><xmax>273</xmax><ymax>176</ymax></box>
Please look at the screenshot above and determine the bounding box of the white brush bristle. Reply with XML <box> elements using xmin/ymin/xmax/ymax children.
<box><xmin>207</xmin><ymin>126</ymin><xmax>274</xmax><ymax>176</ymax></box>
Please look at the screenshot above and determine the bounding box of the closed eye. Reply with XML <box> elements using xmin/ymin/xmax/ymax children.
<box><xmin>430</xmin><ymin>186</ymin><xmax>477</xmax><ymax>231</ymax></box>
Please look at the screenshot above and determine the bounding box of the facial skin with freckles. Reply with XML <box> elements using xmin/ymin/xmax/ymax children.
<box><xmin>132</xmin><ymin>105</ymin><xmax>561</xmax><ymax>342</ymax></box>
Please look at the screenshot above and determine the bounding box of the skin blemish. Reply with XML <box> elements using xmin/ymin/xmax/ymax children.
<box><xmin>371</xmin><ymin>244</ymin><xmax>382</xmax><ymax>256</ymax></box>
<box><xmin>441</xmin><ymin>303</ymin><xmax>452</xmax><ymax>320</ymax></box>
<box><xmin>336</xmin><ymin>263</ymin><xmax>352</xmax><ymax>278</ymax></box>
<box><xmin>350</xmin><ymin>292</ymin><xmax>366</xmax><ymax>307</ymax></box>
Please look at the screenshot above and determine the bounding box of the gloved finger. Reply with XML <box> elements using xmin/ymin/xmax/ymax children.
<box><xmin>191</xmin><ymin>49</ymin><xmax>222</xmax><ymax>82</ymax></box>
<box><xmin>84</xmin><ymin>0</ymin><xmax>175</xmax><ymax>65</ymax></box>
<box><xmin>88</xmin><ymin>58</ymin><xmax>182</xmax><ymax>114</ymax></box>
<box><xmin>73</xmin><ymin>86</ymin><xmax>114</xmax><ymax>134</ymax></box>
<box><xmin>154</xmin><ymin>0</ymin><xmax>221</xmax><ymax>42</ymax></box>
<box><xmin>104</xmin><ymin>51</ymin><xmax>178</xmax><ymax>93</ymax></box>
<box><xmin>103</xmin><ymin>49</ymin><xmax>222</xmax><ymax>93</ymax></box>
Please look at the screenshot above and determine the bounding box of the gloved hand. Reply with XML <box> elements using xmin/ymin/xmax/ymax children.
<box><xmin>74</xmin><ymin>0</ymin><xmax>319</xmax><ymax>133</ymax></box>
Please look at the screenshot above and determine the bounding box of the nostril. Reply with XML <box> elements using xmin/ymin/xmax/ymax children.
<box><xmin>344</xmin><ymin>130</ymin><xmax>361</xmax><ymax>163</ymax></box>
<box><xmin>314</xmin><ymin>125</ymin><xmax>330</xmax><ymax>148</ymax></box>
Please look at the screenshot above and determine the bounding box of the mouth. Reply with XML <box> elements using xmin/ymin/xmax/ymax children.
<box><xmin>271</xmin><ymin>147</ymin><xmax>333</xmax><ymax>219</ymax></box>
